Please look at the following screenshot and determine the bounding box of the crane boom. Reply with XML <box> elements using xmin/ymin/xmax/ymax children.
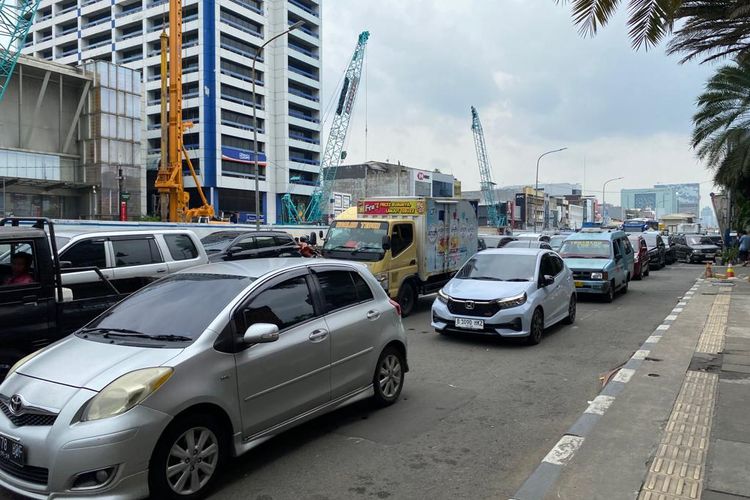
<box><xmin>471</xmin><ymin>106</ymin><xmax>505</xmax><ymax>228</ymax></box>
<box><xmin>282</xmin><ymin>30</ymin><xmax>370</xmax><ymax>224</ymax></box>
<box><xmin>0</xmin><ymin>0</ymin><xmax>42</xmax><ymax>103</ymax></box>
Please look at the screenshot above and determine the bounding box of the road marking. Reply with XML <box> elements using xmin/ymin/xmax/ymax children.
<box><xmin>672</xmin><ymin>308</ymin><xmax>684</xmax><ymax>313</ymax></box>
<box><xmin>685</xmin><ymin>291</ymin><xmax>695</xmax><ymax>296</ymax></box>
<box><xmin>542</xmin><ymin>435</ymin><xmax>585</xmax><ymax>466</ymax></box>
<box><xmin>613</xmin><ymin>368</ymin><xmax>635</xmax><ymax>384</ymax></box>
<box><xmin>584</xmin><ymin>395</ymin><xmax>616</xmax><ymax>416</ymax></box>
<box><xmin>665</xmin><ymin>314</ymin><xmax>678</xmax><ymax>321</ymax></box>
<box><xmin>646</xmin><ymin>335</ymin><xmax>662</xmax><ymax>344</ymax></box>
<box><xmin>678</xmin><ymin>302</ymin><xmax>687</xmax><ymax>306</ymax></box>
<box><xmin>656</xmin><ymin>324</ymin><xmax>670</xmax><ymax>331</ymax></box>
<box><xmin>632</xmin><ymin>349</ymin><xmax>650</xmax><ymax>360</ymax></box>
<box><xmin>683</xmin><ymin>296</ymin><xmax>693</xmax><ymax>301</ymax></box>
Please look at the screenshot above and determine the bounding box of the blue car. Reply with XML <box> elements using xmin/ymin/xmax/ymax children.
<box><xmin>559</xmin><ymin>229</ymin><xmax>635</xmax><ymax>302</ymax></box>
<box><xmin>431</xmin><ymin>248</ymin><xmax>576</xmax><ymax>345</ymax></box>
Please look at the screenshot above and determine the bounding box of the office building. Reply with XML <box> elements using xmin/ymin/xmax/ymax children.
<box><xmin>621</xmin><ymin>183</ymin><xmax>700</xmax><ymax>219</ymax></box>
<box><xmin>23</xmin><ymin>0</ymin><xmax>322</xmax><ymax>222</ymax></box>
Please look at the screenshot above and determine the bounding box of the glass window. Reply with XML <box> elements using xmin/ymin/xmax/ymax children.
<box><xmin>351</xmin><ymin>271</ymin><xmax>374</xmax><ymax>302</ymax></box>
<box><xmin>60</xmin><ymin>239</ymin><xmax>107</xmax><ymax>268</ymax></box>
<box><xmin>274</xmin><ymin>235</ymin><xmax>294</xmax><ymax>247</ymax></box>
<box><xmin>316</xmin><ymin>271</ymin><xmax>359</xmax><ymax>312</ymax></box>
<box><xmin>551</xmin><ymin>255</ymin><xmax>565</xmax><ymax>275</ymax></box>
<box><xmin>540</xmin><ymin>255</ymin><xmax>555</xmax><ymax>277</ymax></box>
<box><xmin>559</xmin><ymin>240</ymin><xmax>612</xmax><ymax>259</ymax></box>
<box><xmin>234</xmin><ymin>235</ymin><xmax>256</xmax><ymax>252</ymax></box>
<box><xmin>0</xmin><ymin>241</ymin><xmax>38</xmax><ymax>287</ymax></box>
<box><xmin>391</xmin><ymin>223</ymin><xmax>414</xmax><ymax>257</ymax></box>
<box><xmin>255</xmin><ymin>236</ymin><xmax>276</xmax><ymax>249</ymax></box>
<box><xmin>613</xmin><ymin>240</ymin><xmax>623</xmax><ymax>258</ymax></box>
<box><xmin>112</xmin><ymin>238</ymin><xmax>163</xmax><ymax>267</ymax></box>
<box><xmin>456</xmin><ymin>253</ymin><xmax>537</xmax><ymax>282</ymax></box>
<box><xmin>243</xmin><ymin>276</ymin><xmax>315</xmax><ymax>330</ymax></box>
<box><xmin>164</xmin><ymin>234</ymin><xmax>199</xmax><ymax>261</ymax></box>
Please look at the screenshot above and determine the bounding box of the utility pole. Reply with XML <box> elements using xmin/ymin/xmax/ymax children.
<box><xmin>117</xmin><ymin>167</ymin><xmax>124</xmax><ymax>221</ymax></box>
<box><xmin>534</xmin><ymin>147</ymin><xmax>567</xmax><ymax>232</ymax></box>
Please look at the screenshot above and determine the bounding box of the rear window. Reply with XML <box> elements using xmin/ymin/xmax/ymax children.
<box><xmin>112</xmin><ymin>238</ymin><xmax>163</xmax><ymax>267</ymax></box>
<box><xmin>164</xmin><ymin>234</ymin><xmax>199</xmax><ymax>261</ymax></box>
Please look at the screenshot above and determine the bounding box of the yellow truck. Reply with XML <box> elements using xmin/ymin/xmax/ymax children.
<box><xmin>322</xmin><ymin>197</ymin><xmax>479</xmax><ymax>316</ymax></box>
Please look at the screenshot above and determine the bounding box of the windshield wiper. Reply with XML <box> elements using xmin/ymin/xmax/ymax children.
<box><xmin>81</xmin><ymin>328</ymin><xmax>192</xmax><ymax>342</ymax></box>
<box><xmin>326</xmin><ymin>245</ymin><xmax>359</xmax><ymax>254</ymax></box>
<box><xmin>505</xmin><ymin>278</ymin><xmax>530</xmax><ymax>282</ymax></box>
<box><xmin>468</xmin><ymin>276</ymin><xmax>505</xmax><ymax>281</ymax></box>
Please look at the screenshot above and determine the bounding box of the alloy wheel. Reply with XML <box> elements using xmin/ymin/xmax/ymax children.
<box><xmin>166</xmin><ymin>427</ymin><xmax>219</xmax><ymax>496</ymax></box>
<box><xmin>378</xmin><ymin>354</ymin><xmax>403</xmax><ymax>399</ymax></box>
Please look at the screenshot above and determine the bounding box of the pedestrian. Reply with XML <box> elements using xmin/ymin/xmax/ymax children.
<box><xmin>739</xmin><ymin>230</ymin><xmax>750</xmax><ymax>266</ymax></box>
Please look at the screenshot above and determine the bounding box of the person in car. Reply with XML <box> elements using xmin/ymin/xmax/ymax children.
<box><xmin>3</xmin><ymin>252</ymin><xmax>35</xmax><ymax>286</ymax></box>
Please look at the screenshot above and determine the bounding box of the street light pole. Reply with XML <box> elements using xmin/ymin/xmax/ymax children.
<box><xmin>251</xmin><ymin>20</ymin><xmax>304</xmax><ymax>230</ymax></box>
<box><xmin>602</xmin><ymin>176</ymin><xmax>624</xmax><ymax>225</ymax></box>
<box><xmin>534</xmin><ymin>147</ymin><xmax>567</xmax><ymax>232</ymax></box>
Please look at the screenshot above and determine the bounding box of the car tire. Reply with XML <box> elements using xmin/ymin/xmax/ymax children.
<box><xmin>526</xmin><ymin>308</ymin><xmax>544</xmax><ymax>345</ymax></box>
<box><xmin>605</xmin><ymin>282</ymin><xmax>615</xmax><ymax>303</ymax></box>
<box><xmin>644</xmin><ymin>264</ymin><xmax>650</xmax><ymax>277</ymax></box>
<box><xmin>148</xmin><ymin>413</ymin><xmax>227</xmax><ymax>500</ymax></box>
<box><xmin>372</xmin><ymin>346</ymin><xmax>405</xmax><ymax>407</ymax></box>
<box><xmin>621</xmin><ymin>279</ymin><xmax>629</xmax><ymax>294</ymax></box>
<box><xmin>563</xmin><ymin>294</ymin><xmax>576</xmax><ymax>324</ymax></box>
<box><xmin>634</xmin><ymin>267</ymin><xmax>642</xmax><ymax>280</ymax></box>
<box><xmin>397</xmin><ymin>282</ymin><xmax>417</xmax><ymax>317</ymax></box>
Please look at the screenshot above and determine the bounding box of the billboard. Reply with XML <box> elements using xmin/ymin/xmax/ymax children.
<box><xmin>359</xmin><ymin>199</ymin><xmax>426</xmax><ymax>215</ymax></box>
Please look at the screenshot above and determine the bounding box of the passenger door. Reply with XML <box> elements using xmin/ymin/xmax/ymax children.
<box><xmin>110</xmin><ymin>236</ymin><xmax>167</xmax><ymax>293</ymax></box>
<box><xmin>225</xmin><ymin>234</ymin><xmax>257</xmax><ymax>260</ymax></box>
<box><xmin>234</xmin><ymin>271</ymin><xmax>331</xmax><ymax>437</ymax></box>
<box><xmin>388</xmin><ymin>223</ymin><xmax>417</xmax><ymax>296</ymax></box>
<box><xmin>622</xmin><ymin>237</ymin><xmax>635</xmax><ymax>278</ymax></box>
<box><xmin>612</xmin><ymin>240</ymin><xmax>626</xmax><ymax>287</ymax></box>
<box><xmin>254</xmin><ymin>236</ymin><xmax>278</xmax><ymax>258</ymax></box>
<box><xmin>538</xmin><ymin>254</ymin><xmax>561</xmax><ymax>325</ymax></box>
<box><xmin>162</xmin><ymin>233</ymin><xmax>203</xmax><ymax>272</ymax></box>
<box><xmin>58</xmin><ymin>237</ymin><xmax>113</xmax><ymax>298</ymax></box>
<box><xmin>550</xmin><ymin>254</ymin><xmax>569</xmax><ymax>319</ymax></box>
<box><xmin>311</xmin><ymin>267</ymin><xmax>381</xmax><ymax>399</ymax></box>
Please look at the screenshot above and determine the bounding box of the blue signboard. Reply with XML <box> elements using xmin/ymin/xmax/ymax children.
<box><xmin>221</xmin><ymin>146</ymin><xmax>267</xmax><ymax>165</ymax></box>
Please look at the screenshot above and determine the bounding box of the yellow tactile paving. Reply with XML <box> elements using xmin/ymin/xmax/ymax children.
<box><xmin>695</xmin><ymin>293</ymin><xmax>730</xmax><ymax>355</ymax></box>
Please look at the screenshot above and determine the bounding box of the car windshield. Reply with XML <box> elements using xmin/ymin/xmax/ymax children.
<box><xmin>504</xmin><ymin>241</ymin><xmax>532</xmax><ymax>248</ymax></box>
<box><xmin>323</xmin><ymin>221</ymin><xmax>388</xmax><ymax>253</ymax></box>
<box><xmin>455</xmin><ymin>253</ymin><xmax>536</xmax><ymax>282</ymax></box>
<box><xmin>550</xmin><ymin>235</ymin><xmax>567</xmax><ymax>249</ymax></box>
<box><xmin>78</xmin><ymin>273</ymin><xmax>253</xmax><ymax>343</ymax></box>
<box><xmin>559</xmin><ymin>240</ymin><xmax>612</xmax><ymax>259</ymax></box>
<box><xmin>642</xmin><ymin>233</ymin><xmax>659</xmax><ymax>249</ymax></box>
<box><xmin>688</xmin><ymin>235</ymin><xmax>714</xmax><ymax>245</ymax></box>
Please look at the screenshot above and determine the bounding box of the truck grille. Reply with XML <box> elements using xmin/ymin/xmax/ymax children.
<box><xmin>447</xmin><ymin>299</ymin><xmax>499</xmax><ymax>317</ymax></box>
<box><xmin>0</xmin><ymin>401</ymin><xmax>57</xmax><ymax>427</ymax></box>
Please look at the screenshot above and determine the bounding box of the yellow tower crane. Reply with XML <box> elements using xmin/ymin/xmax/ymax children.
<box><xmin>154</xmin><ymin>0</ymin><xmax>214</xmax><ymax>222</ymax></box>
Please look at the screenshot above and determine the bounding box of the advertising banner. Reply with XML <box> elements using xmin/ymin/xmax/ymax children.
<box><xmin>359</xmin><ymin>199</ymin><xmax>426</xmax><ymax>215</ymax></box>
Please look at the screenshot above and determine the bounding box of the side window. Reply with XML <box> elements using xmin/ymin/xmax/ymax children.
<box><xmin>0</xmin><ymin>241</ymin><xmax>38</xmax><ymax>287</ymax></box>
<box><xmin>351</xmin><ymin>271</ymin><xmax>374</xmax><ymax>302</ymax></box>
<box><xmin>391</xmin><ymin>224</ymin><xmax>414</xmax><ymax>257</ymax></box>
<box><xmin>274</xmin><ymin>235</ymin><xmax>294</xmax><ymax>247</ymax></box>
<box><xmin>243</xmin><ymin>276</ymin><xmax>315</xmax><ymax>330</ymax></box>
<box><xmin>540</xmin><ymin>254</ymin><xmax>555</xmax><ymax>277</ymax></box>
<box><xmin>316</xmin><ymin>271</ymin><xmax>360</xmax><ymax>313</ymax></box>
<box><xmin>234</xmin><ymin>235</ymin><xmax>256</xmax><ymax>252</ymax></box>
<box><xmin>613</xmin><ymin>240</ymin><xmax>623</xmax><ymax>259</ymax></box>
<box><xmin>164</xmin><ymin>234</ymin><xmax>199</xmax><ymax>261</ymax></box>
<box><xmin>478</xmin><ymin>238</ymin><xmax>487</xmax><ymax>251</ymax></box>
<box><xmin>623</xmin><ymin>238</ymin><xmax>633</xmax><ymax>255</ymax></box>
<box><xmin>60</xmin><ymin>239</ymin><xmax>107</xmax><ymax>268</ymax></box>
<box><xmin>255</xmin><ymin>236</ymin><xmax>276</xmax><ymax>249</ymax></box>
<box><xmin>112</xmin><ymin>238</ymin><xmax>163</xmax><ymax>267</ymax></box>
<box><xmin>552</xmin><ymin>255</ymin><xmax>565</xmax><ymax>275</ymax></box>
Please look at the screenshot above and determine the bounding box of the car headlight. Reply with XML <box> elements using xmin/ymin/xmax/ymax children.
<box><xmin>437</xmin><ymin>289</ymin><xmax>450</xmax><ymax>304</ymax></box>
<box><xmin>590</xmin><ymin>272</ymin><xmax>608</xmax><ymax>280</ymax></box>
<box><xmin>82</xmin><ymin>368</ymin><xmax>173</xmax><ymax>422</ymax></box>
<box><xmin>5</xmin><ymin>350</ymin><xmax>42</xmax><ymax>380</ymax></box>
<box><xmin>496</xmin><ymin>292</ymin><xmax>526</xmax><ymax>309</ymax></box>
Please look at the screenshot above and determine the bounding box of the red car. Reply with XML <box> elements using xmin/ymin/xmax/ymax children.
<box><xmin>627</xmin><ymin>234</ymin><xmax>650</xmax><ymax>280</ymax></box>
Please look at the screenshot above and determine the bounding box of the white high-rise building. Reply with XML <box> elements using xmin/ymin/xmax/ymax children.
<box><xmin>23</xmin><ymin>0</ymin><xmax>322</xmax><ymax>222</ymax></box>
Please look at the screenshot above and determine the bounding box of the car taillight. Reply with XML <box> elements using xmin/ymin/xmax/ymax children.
<box><xmin>389</xmin><ymin>298</ymin><xmax>402</xmax><ymax>316</ymax></box>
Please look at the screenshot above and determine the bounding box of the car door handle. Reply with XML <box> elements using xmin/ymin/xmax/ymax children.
<box><xmin>22</xmin><ymin>295</ymin><xmax>38</xmax><ymax>306</ymax></box>
<box><xmin>366</xmin><ymin>310</ymin><xmax>381</xmax><ymax>320</ymax></box>
<box><xmin>156</xmin><ymin>269</ymin><xmax>167</xmax><ymax>273</ymax></box>
<box><xmin>309</xmin><ymin>329</ymin><xmax>329</xmax><ymax>342</ymax></box>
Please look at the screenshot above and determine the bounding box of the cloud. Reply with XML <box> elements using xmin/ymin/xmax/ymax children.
<box><xmin>321</xmin><ymin>0</ymin><xmax>719</xmax><ymax>207</ymax></box>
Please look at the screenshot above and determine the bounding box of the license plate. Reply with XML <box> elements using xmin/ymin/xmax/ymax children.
<box><xmin>0</xmin><ymin>433</ymin><xmax>24</xmax><ymax>467</ymax></box>
<box><xmin>455</xmin><ymin>318</ymin><xmax>484</xmax><ymax>330</ymax></box>
<box><xmin>575</xmin><ymin>281</ymin><xmax>584</xmax><ymax>288</ymax></box>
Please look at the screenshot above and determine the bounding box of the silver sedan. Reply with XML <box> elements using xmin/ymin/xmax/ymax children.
<box><xmin>0</xmin><ymin>258</ymin><xmax>407</xmax><ymax>499</ymax></box>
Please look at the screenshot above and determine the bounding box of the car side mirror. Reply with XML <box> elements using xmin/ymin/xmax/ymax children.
<box><xmin>541</xmin><ymin>275</ymin><xmax>555</xmax><ymax>287</ymax></box>
<box><xmin>243</xmin><ymin>323</ymin><xmax>279</xmax><ymax>344</ymax></box>
<box><xmin>228</xmin><ymin>246</ymin><xmax>243</xmax><ymax>255</ymax></box>
<box><xmin>59</xmin><ymin>260</ymin><xmax>72</xmax><ymax>269</ymax></box>
<box><xmin>309</xmin><ymin>232</ymin><xmax>317</xmax><ymax>245</ymax></box>
<box><xmin>382</xmin><ymin>235</ymin><xmax>392</xmax><ymax>251</ymax></box>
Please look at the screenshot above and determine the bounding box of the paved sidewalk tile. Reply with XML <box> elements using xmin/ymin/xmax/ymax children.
<box><xmin>712</xmin><ymin>382</ymin><xmax>750</xmax><ymax>445</ymax></box>
<box><xmin>706</xmin><ymin>440</ymin><xmax>750</xmax><ymax>497</ymax></box>
<box><xmin>702</xmin><ymin>490</ymin><xmax>750</xmax><ymax>500</ymax></box>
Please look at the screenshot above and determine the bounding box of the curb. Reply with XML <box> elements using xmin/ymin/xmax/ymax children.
<box><xmin>511</xmin><ymin>278</ymin><xmax>704</xmax><ymax>500</ymax></box>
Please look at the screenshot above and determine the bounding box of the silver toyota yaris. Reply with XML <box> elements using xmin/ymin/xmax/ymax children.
<box><xmin>0</xmin><ymin>258</ymin><xmax>407</xmax><ymax>499</ymax></box>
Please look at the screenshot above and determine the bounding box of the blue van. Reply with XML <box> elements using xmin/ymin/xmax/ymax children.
<box><xmin>558</xmin><ymin>229</ymin><xmax>635</xmax><ymax>302</ymax></box>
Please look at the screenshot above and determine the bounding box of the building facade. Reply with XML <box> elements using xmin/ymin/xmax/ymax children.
<box><xmin>0</xmin><ymin>56</ymin><xmax>144</xmax><ymax>219</ymax></box>
<box><xmin>23</xmin><ymin>0</ymin><xmax>322</xmax><ymax>222</ymax></box>
<box><xmin>621</xmin><ymin>183</ymin><xmax>700</xmax><ymax>219</ymax></box>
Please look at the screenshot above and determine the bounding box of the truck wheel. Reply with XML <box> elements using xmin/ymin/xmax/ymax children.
<box><xmin>397</xmin><ymin>282</ymin><xmax>417</xmax><ymax>317</ymax></box>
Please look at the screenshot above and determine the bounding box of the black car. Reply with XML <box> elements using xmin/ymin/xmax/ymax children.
<box><xmin>673</xmin><ymin>234</ymin><xmax>720</xmax><ymax>263</ymax></box>
<box><xmin>642</xmin><ymin>232</ymin><xmax>666</xmax><ymax>269</ymax></box>
<box><xmin>201</xmin><ymin>230</ymin><xmax>300</xmax><ymax>262</ymax></box>
<box><xmin>707</xmin><ymin>234</ymin><xmax>724</xmax><ymax>251</ymax></box>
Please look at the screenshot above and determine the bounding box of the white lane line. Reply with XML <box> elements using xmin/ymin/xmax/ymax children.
<box><xmin>656</xmin><ymin>324</ymin><xmax>670</xmax><ymax>331</ymax></box>
<box><xmin>678</xmin><ymin>302</ymin><xmax>687</xmax><ymax>306</ymax></box>
<box><xmin>683</xmin><ymin>296</ymin><xmax>693</xmax><ymax>301</ymax></box>
<box><xmin>541</xmin><ymin>435</ymin><xmax>585</xmax><ymax>466</ymax></box>
<box><xmin>632</xmin><ymin>349</ymin><xmax>650</xmax><ymax>360</ymax></box>
<box><xmin>646</xmin><ymin>335</ymin><xmax>662</xmax><ymax>343</ymax></box>
<box><xmin>584</xmin><ymin>395</ymin><xmax>616</xmax><ymax>416</ymax></box>
<box><xmin>665</xmin><ymin>314</ymin><xmax>678</xmax><ymax>321</ymax></box>
<box><xmin>685</xmin><ymin>291</ymin><xmax>695</xmax><ymax>296</ymax></box>
<box><xmin>613</xmin><ymin>368</ymin><xmax>635</xmax><ymax>384</ymax></box>
<box><xmin>672</xmin><ymin>308</ymin><xmax>684</xmax><ymax>313</ymax></box>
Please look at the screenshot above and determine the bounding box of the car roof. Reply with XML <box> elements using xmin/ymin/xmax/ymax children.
<box><xmin>566</xmin><ymin>230</ymin><xmax>625</xmax><ymax>241</ymax></box>
<box><xmin>55</xmin><ymin>229</ymin><xmax>196</xmax><ymax>238</ymax></box>
<box><xmin>176</xmin><ymin>257</ymin><xmax>366</xmax><ymax>279</ymax></box>
<box><xmin>479</xmin><ymin>248</ymin><xmax>548</xmax><ymax>256</ymax></box>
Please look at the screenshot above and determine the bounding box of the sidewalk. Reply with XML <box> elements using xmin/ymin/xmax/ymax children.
<box><xmin>512</xmin><ymin>266</ymin><xmax>750</xmax><ymax>500</ymax></box>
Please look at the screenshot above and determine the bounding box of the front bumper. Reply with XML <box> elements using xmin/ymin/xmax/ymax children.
<box><xmin>430</xmin><ymin>299</ymin><xmax>532</xmax><ymax>337</ymax></box>
<box><xmin>0</xmin><ymin>388</ymin><xmax>170</xmax><ymax>499</ymax></box>
<box><xmin>572</xmin><ymin>279</ymin><xmax>611</xmax><ymax>295</ymax></box>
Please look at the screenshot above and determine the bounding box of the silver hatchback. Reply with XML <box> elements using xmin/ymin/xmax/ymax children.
<box><xmin>0</xmin><ymin>258</ymin><xmax>407</xmax><ymax>499</ymax></box>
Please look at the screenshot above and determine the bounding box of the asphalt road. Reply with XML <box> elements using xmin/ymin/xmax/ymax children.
<box><xmin>0</xmin><ymin>264</ymin><xmax>701</xmax><ymax>500</ymax></box>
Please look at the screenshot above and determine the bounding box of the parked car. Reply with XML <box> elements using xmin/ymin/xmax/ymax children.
<box><xmin>201</xmin><ymin>230</ymin><xmax>301</xmax><ymax>262</ymax></box>
<box><xmin>56</xmin><ymin>229</ymin><xmax>208</xmax><ymax>297</ymax></box>
<box><xmin>707</xmin><ymin>234</ymin><xmax>724</xmax><ymax>251</ymax></box>
<box><xmin>0</xmin><ymin>258</ymin><xmax>407</xmax><ymax>498</ymax></box>
<box><xmin>515</xmin><ymin>233</ymin><xmax>551</xmax><ymax>243</ymax></box>
<box><xmin>627</xmin><ymin>234</ymin><xmax>651</xmax><ymax>280</ymax></box>
<box><xmin>503</xmin><ymin>240</ymin><xmax>553</xmax><ymax>250</ymax></box>
<box><xmin>642</xmin><ymin>232</ymin><xmax>667</xmax><ymax>269</ymax></box>
<box><xmin>663</xmin><ymin>234</ymin><xmax>677</xmax><ymax>264</ymax></box>
<box><xmin>558</xmin><ymin>229</ymin><xmax>635</xmax><ymax>303</ymax></box>
<box><xmin>477</xmin><ymin>235</ymin><xmax>516</xmax><ymax>250</ymax></box>
<box><xmin>431</xmin><ymin>248</ymin><xmax>576</xmax><ymax>345</ymax></box>
<box><xmin>673</xmin><ymin>234</ymin><xmax>720</xmax><ymax>263</ymax></box>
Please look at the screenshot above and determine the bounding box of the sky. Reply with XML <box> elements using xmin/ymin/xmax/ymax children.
<box><xmin>319</xmin><ymin>0</ymin><xmax>718</xmax><ymax>209</ymax></box>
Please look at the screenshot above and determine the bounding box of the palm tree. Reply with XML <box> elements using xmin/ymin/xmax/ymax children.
<box><xmin>692</xmin><ymin>59</ymin><xmax>750</xmax><ymax>195</ymax></box>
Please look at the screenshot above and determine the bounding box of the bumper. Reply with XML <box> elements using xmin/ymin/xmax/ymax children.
<box><xmin>572</xmin><ymin>280</ymin><xmax>610</xmax><ymax>295</ymax></box>
<box><xmin>689</xmin><ymin>253</ymin><xmax>715</xmax><ymax>262</ymax></box>
<box><xmin>0</xmin><ymin>396</ymin><xmax>170</xmax><ymax>499</ymax></box>
<box><xmin>430</xmin><ymin>300</ymin><xmax>532</xmax><ymax>337</ymax></box>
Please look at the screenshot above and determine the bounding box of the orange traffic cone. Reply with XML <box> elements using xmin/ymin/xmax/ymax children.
<box><xmin>705</xmin><ymin>262</ymin><xmax>714</xmax><ymax>278</ymax></box>
<box><xmin>727</xmin><ymin>263</ymin><xmax>735</xmax><ymax>278</ymax></box>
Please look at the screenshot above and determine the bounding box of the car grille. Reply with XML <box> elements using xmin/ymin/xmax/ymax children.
<box><xmin>0</xmin><ymin>401</ymin><xmax>57</xmax><ymax>427</ymax></box>
<box><xmin>572</xmin><ymin>270</ymin><xmax>594</xmax><ymax>280</ymax></box>
<box><xmin>447</xmin><ymin>299</ymin><xmax>499</xmax><ymax>318</ymax></box>
<box><xmin>0</xmin><ymin>460</ymin><xmax>49</xmax><ymax>485</ymax></box>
